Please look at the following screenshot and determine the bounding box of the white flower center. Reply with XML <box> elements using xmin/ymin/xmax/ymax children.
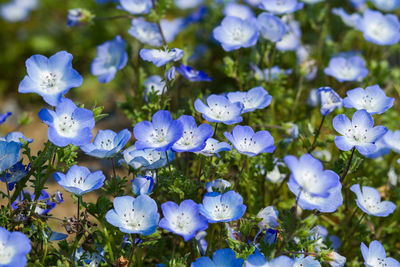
<box><xmin>362</xmin><ymin>196</ymin><xmax>381</xmax><ymax>213</ymax></box>
<box><xmin>209</xmin><ymin>103</ymin><xmax>233</xmax><ymax>120</ymax></box>
<box><xmin>177</xmin><ymin>130</ymin><xmax>195</xmax><ymax>146</ymax></box>
<box><xmin>369</xmin><ymin>257</ymin><xmax>390</xmax><ymax>266</ymax></box>
<box><xmin>100</xmin><ymin>138</ymin><xmax>114</xmax><ymax>150</ymax></box>
<box><xmin>144</xmin><ymin>150</ymin><xmax>162</xmax><ymax>164</ymax></box>
<box><xmin>299</xmin><ymin>170</ymin><xmax>318</xmax><ymax>190</ymax></box>
<box><xmin>0</xmin><ymin>242</ymin><xmax>15</xmax><ymax>264</ymax></box>
<box><xmin>40</xmin><ymin>72</ymin><xmax>61</xmax><ymax>92</ymax></box>
<box><xmin>212</xmin><ymin>202</ymin><xmax>232</xmax><ymax>220</ymax></box>
<box><xmin>70</xmin><ymin>175</ymin><xmax>91</xmax><ymax>191</ymax></box>
<box><xmin>238</xmin><ymin>137</ymin><xmax>258</xmax><ymax>152</ymax></box>
<box><xmin>122</xmin><ymin>208</ymin><xmax>147</xmax><ymax>231</ymax></box>
<box><xmin>231</xmin><ymin>27</ymin><xmax>244</xmax><ymax>42</ymax></box>
<box><xmin>54</xmin><ymin>114</ymin><xmax>79</xmax><ymax>138</ymax></box>
<box><xmin>344</xmin><ymin>125</ymin><xmax>369</xmax><ymax>144</ymax></box>
<box><xmin>171</xmin><ymin>212</ymin><xmax>192</xmax><ymax>233</ymax></box>
<box><xmin>149</xmin><ymin>127</ymin><xmax>169</xmax><ymax>145</ymax></box>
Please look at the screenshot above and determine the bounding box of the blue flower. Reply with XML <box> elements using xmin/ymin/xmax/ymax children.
<box><xmin>343</xmin><ymin>85</ymin><xmax>394</xmax><ymax>115</ymax></box>
<box><xmin>361</xmin><ymin>240</ymin><xmax>400</xmax><ymax>267</ymax></box>
<box><xmin>133</xmin><ymin>110</ymin><xmax>183</xmax><ymax>151</ymax></box>
<box><xmin>206</xmin><ymin>179</ymin><xmax>231</xmax><ymax>192</ymax></box>
<box><xmin>91</xmin><ymin>36</ymin><xmax>128</xmax><ymax>83</ymax></box>
<box><xmin>195</xmin><ymin>231</ymin><xmax>207</xmax><ymax>255</ymax></box>
<box><xmin>144</xmin><ymin>75</ymin><xmax>166</xmax><ymax>102</ymax></box>
<box><xmin>332</xmin><ymin>8</ymin><xmax>361</xmax><ymax>28</ymax></box>
<box><xmin>0</xmin><ymin>161</ymin><xmax>29</xmax><ymax>190</ymax></box>
<box><xmin>324</xmin><ymin>53</ymin><xmax>368</xmax><ymax>82</ymax></box>
<box><xmin>159</xmin><ymin>199</ymin><xmax>208</xmax><ymax>241</ymax></box>
<box><xmin>177</xmin><ymin>64</ymin><xmax>212</xmax><ymax>82</ymax></box>
<box><xmin>0</xmin><ymin>227</ymin><xmax>31</xmax><ymax>267</ymax></box>
<box><xmin>383</xmin><ymin>130</ymin><xmax>400</xmax><ymax>153</ymax></box>
<box><xmin>38</xmin><ymin>98</ymin><xmax>95</xmax><ymax>147</ymax></box>
<box><xmin>227</xmin><ymin>87</ymin><xmax>272</xmax><ymax>113</ymax></box>
<box><xmin>191</xmin><ymin>248</ymin><xmax>244</xmax><ymax>267</ymax></box>
<box><xmin>55</xmin><ymin>190</ymin><xmax>64</xmax><ymax>203</ymax></box>
<box><xmin>175</xmin><ymin>0</ymin><xmax>203</xmax><ymax>9</ymax></box>
<box><xmin>0</xmin><ymin>0</ymin><xmax>37</xmax><ymax>22</ymax></box>
<box><xmin>318</xmin><ymin>87</ymin><xmax>343</xmax><ymax>116</ymax></box>
<box><xmin>161</xmin><ymin>18</ymin><xmax>186</xmax><ymax>42</ymax></box>
<box><xmin>132</xmin><ymin>175</ymin><xmax>154</xmax><ymax>195</ymax></box>
<box><xmin>12</xmin><ymin>190</ymin><xmax>56</xmax><ymax>215</ymax></box>
<box><xmin>199</xmin><ymin>190</ymin><xmax>246</xmax><ymax>223</ymax></box>
<box><xmin>356</xmin><ymin>9</ymin><xmax>400</xmax><ymax>45</ymax></box>
<box><xmin>333</xmin><ymin>110</ymin><xmax>388</xmax><ymax>156</ymax></box>
<box><xmin>18</xmin><ymin>51</ymin><xmax>83</xmax><ymax>106</ymax></box>
<box><xmin>123</xmin><ymin>145</ymin><xmax>175</xmax><ymax>170</ymax></box>
<box><xmin>128</xmin><ymin>19</ymin><xmax>163</xmax><ymax>47</ymax></box>
<box><xmin>75</xmin><ymin>245</ymin><xmax>105</xmax><ymax>266</ymax></box>
<box><xmin>302</xmin><ymin>0</ymin><xmax>324</xmax><ymax>3</ymax></box>
<box><xmin>259</xmin><ymin>0</ymin><xmax>304</xmax><ymax>14</ymax></box>
<box><xmin>276</xmin><ymin>20</ymin><xmax>302</xmax><ymax>51</ymax></box>
<box><xmin>364</xmin><ymin>133</ymin><xmax>391</xmax><ymax>158</ymax></box>
<box><xmin>223</xmin><ymin>3</ymin><xmax>255</xmax><ymax>20</ymax></box>
<box><xmin>252</xmin><ymin>64</ymin><xmax>292</xmax><ymax>81</ymax></box>
<box><xmin>371</xmin><ymin>0</ymin><xmax>400</xmax><ymax>12</ymax></box>
<box><xmin>140</xmin><ymin>48</ymin><xmax>184</xmax><ymax>67</ymax></box>
<box><xmin>350</xmin><ymin>184</ymin><xmax>396</xmax><ymax>217</ymax></box>
<box><xmin>257</xmin><ymin>13</ymin><xmax>286</xmax><ymax>42</ymax></box>
<box><xmin>0</xmin><ymin>141</ymin><xmax>20</xmax><ymax>174</ymax></box>
<box><xmin>81</xmin><ymin>129</ymin><xmax>131</xmax><ymax>158</ymax></box>
<box><xmin>120</xmin><ymin>0</ymin><xmax>152</xmax><ymax>14</ymax></box>
<box><xmin>195</xmin><ymin>95</ymin><xmax>243</xmax><ymax>125</ymax></box>
<box><xmin>284</xmin><ymin>154</ymin><xmax>340</xmax><ymax>198</ymax></box>
<box><xmin>54</xmin><ymin>165</ymin><xmax>105</xmax><ymax>196</ymax></box>
<box><xmin>105</xmin><ymin>195</ymin><xmax>160</xmax><ymax>235</ymax></box>
<box><xmin>172</xmin><ymin>115</ymin><xmax>213</xmax><ymax>152</ymax></box>
<box><xmin>0</xmin><ymin>112</ymin><xmax>12</xmax><ymax>125</ymax></box>
<box><xmin>197</xmin><ymin>138</ymin><xmax>231</xmax><ymax>157</ymax></box>
<box><xmin>67</xmin><ymin>8</ymin><xmax>93</xmax><ymax>27</ymax></box>
<box><xmin>256</xmin><ymin>206</ymin><xmax>279</xmax><ymax>229</ymax></box>
<box><xmin>294</xmin><ymin>255</ymin><xmax>321</xmax><ymax>266</ymax></box>
<box><xmin>165</xmin><ymin>67</ymin><xmax>176</xmax><ymax>81</ymax></box>
<box><xmin>224</xmin><ymin>125</ymin><xmax>275</xmax><ymax>157</ymax></box>
<box><xmin>246</xmin><ymin>253</ymin><xmax>293</xmax><ymax>267</ymax></box>
<box><xmin>213</xmin><ymin>16</ymin><xmax>259</xmax><ymax>52</ymax></box>
<box><xmin>0</xmin><ymin>132</ymin><xmax>33</xmax><ymax>144</ymax></box>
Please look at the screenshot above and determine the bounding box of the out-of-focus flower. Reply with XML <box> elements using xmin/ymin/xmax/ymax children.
<box><xmin>324</xmin><ymin>52</ymin><xmax>368</xmax><ymax>82</ymax></box>
<box><xmin>195</xmin><ymin>95</ymin><xmax>243</xmax><ymax>125</ymax></box>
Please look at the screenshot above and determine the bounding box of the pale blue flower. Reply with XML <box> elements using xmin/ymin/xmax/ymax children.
<box><xmin>191</xmin><ymin>248</ymin><xmax>244</xmax><ymax>267</ymax></box>
<box><xmin>246</xmin><ymin>253</ymin><xmax>293</xmax><ymax>267</ymax></box>
<box><xmin>177</xmin><ymin>64</ymin><xmax>212</xmax><ymax>82</ymax></box>
<box><xmin>175</xmin><ymin>0</ymin><xmax>203</xmax><ymax>9</ymax></box>
<box><xmin>140</xmin><ymin>48</ymin><xmax>184</xmax><ymax>67</ymax></box>
<box><xmin>294</xmin><ymin>255</ymin><xmax>321</xmax><ymax>267</ymax></box>
<box><xmin>371</xmin><ymin>0</ymin><xmax>400</xmax><ymax>12</ymax></box>
<box><xmin>343</xmin><ymin>85</ymin><xmax>394</xmax><ymax>115</ymax></box>
<box><xmin>120</xmin><ymin>0</ymin><xmax>152</xmax><ymax>15</ymax></box>
<box><xmin>276</xmin><ymin>20</ymin><xmax>302</xmax><ymax>51</ymax></box>
<box><xmin>227</xmin><ymin>87</ymin><xmax>272</xmax><ymax>113</ymax></box>
<box><xmin>256</xmin><ymin>206</ymin><xmax>279</xmax><ymax>229</ymax></box>
<box><xmin>324</xmin><ymin>53</ymin><xmax>368</xmax><ymax>82</ymax></box>
<box><xmin>144</xmin><ymin>75</ymin><xmax>166</xmax><ymax>101</ymax></box>
<box><xmin>206</xmin><ymin>179</ymin><xmax>231</xmax><ymax>192</ymax></box>
<box><xmin>197</xmin><ymin>138</ymin><xmax>231</xmax><ymax>157</ymax></box>
<box><xmin>318</xmin><ymin>87</ymin><xmax>343</xmax><ymax>116</ymax></box>
<box><xmin>123</xmin><ymin>145</ymin><xmax>175</xmax><ymax>170</ymax></box>
<box><xmin>361</xmin><ymin>240</ymin><xmax>400</xmax><ymax>267</ymax></box>
<box><xmin>0</xmin><ymin>141</ymin><xmax>20</xmax><ymax>174</ymax></box>
<box><xmin>0</xmin><ymin>227</ymin><xmax>31</xmax><ymax>267</ymax></box>
<box><xmin>223</xmin><ymin>3</ymin><xmax>255</xmax><ymax>20</ymax></box>
<box><xmin>257</xmin><ymin>13</ymin><xmax>286</xmax><ymax>42</ymax></box>
<box><xmin>105</xmin><ymin>195</ymin><xmax>160</xmax><ymax>235</ymax></box>
<box><xmin>350</xmin><ymin>184</ymin><xmax>396</xmax><ymax>217</ymax></box>
<box><xmin>259</xmin><ymin>0</ymin><xmax>304</xmax><ymax>14</ymax></box>
<box><xmin>128</xmin><ymin>19</ymin><xmax>163</xmax><ymax>47</ymax></box>
<box><xmin>160</xmin><ymin>18</ymin><xmax>185</xmax><ymax>43</ymax></box>
<box><xmin>0</xmin><ymin>132</ymin><xmax>33</xmax><ymax>144</ymax></box>
<box><xmin>383</xmin><ymin>130</ymin><xmax>400</xmax><ymax>153</ymax></box>
<box><xmin>332</xmin><ymin>8</ymin><xmax>361</xmax><ymax>28</ymax></box>
<box><xmin>132</xmin><ymin>175</ymin><xmax>154</xmax><ymax>195</ymax></box>
<box><xmin>0</xmin><ymin>0</ymin><xmax>37</xmax><ymax>22</ymax></box>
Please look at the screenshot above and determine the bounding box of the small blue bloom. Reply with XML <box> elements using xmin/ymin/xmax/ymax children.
<box><xmin>252</xmin><ymin>64</ymin><xmax>292</xmax><ymax>81</ymax></box>
<box><xmin>172</xmin><ymin>115</ymin><xmax>213</xmax><ymax>152</ymax></box>
<box><xmin>227</xmin><ymin>87</ymin><xmax>272</xmax><ymax>113</ymax></box>
<box><xmin>343</xmin><ymin>85</ymin><xmax>394</xmax><ymax>115</ymax></box>
<box><xmin>324</xmin><ymin>53</ymin><xmax>368</xmax><ymax>83</ymax></box>
<box><xmin>0</xmin><ymin>0</ymin><xmax>37</xmax><ymax>22</ymax></box>
<box><xmin>160</xmin><ymin>18</ymin><xmax>186</xmax><ymax>43</ymax></box>
<box><xmin>199</xmin><ymin>190</ymin><xmax>246</xmax><ymax>223</ymax></box>
<box><xmin>223</xmin><ymin>3</ymin><xmax>255</xmax><ymax>20</ymax></box>
<box><xmin>195</xmin><ymin>231</ymin><xmax>207</xmax><ymax>255</ymax></box>
<box><xmin>256</xmin><ymin>206</ymin><xmax>279</xmax><ymax>229</ymax></box>
<box><xmin>276</xmin><ymin>20</ymin><xmax>302</xmax><ymax>51</ymax></box>
<box><xmin>123</xmin><ymin>145</ymin><xmax>175</xmax><ymax>170</ymax></box>
<box><xmin>191</xmin><ymin>248</ymin><xmax>244</xmax><ymax>267</ymax></box>
<box><xmin>75</xmin><ymin>245</ymin><xmax>105</xmax><ymax>266</ymax></box>
<box><xmin>132</xmin><ymin>175</ymin><xmax>154</xmax><ymax>195</ymax></box>
<box><xmin>350</xmin><ymin>184</ymin><xmax>396</xmax><ymax>217</ymax></box>
<box><xmin>332</xmin><ymin>8</ymin><xmax>361</xmax><ymax>28</ymax></box>
<box><xmin>383</xmin><ymin>130</ymin><xmax>400</xmax><ymax>153</ymax></box>
<box><xmin>55</xmin><ymin>190</ymin><xmax>64</xmax><ymax>203</ymax></box>
<box><xmin>175</xmin><ymin>0</ymin><xmax>203</xmax><ymax>9</ymax></box>
<box><xmin>38</xmin><ymin>98</ymin><xmax>95</xmax><ymax>147</ymax></box>
<box><xmin>197</xmin><ymin>138</ymin><xmax>231</xmax><ymax>157</ymax></box>
<box><xmin>302</xmin><ymin>0</ymin><xmax>324</xmax><ymax>3</ymax></box>
<box><xmin>371</xmin><ymin>0</ymin><xmax>400</xmax><ymax>12</ymax></box>
<box><xmin>318</xmin><ymin>87</ymin><xmax>343</xmax><ymax>116</ymax></box>
<box><xmin>361</xmin><ymin>240</ymin><xmax>400</xmax><ymax>267</ymax></box>
<box><xmin>0</xmin><ymin>112</ymin><xmax>12</xmax><ymax>125</ymax></box>
<box><xmin>184</xmin><ymin>6</ymin><xmax>207</xmax><ymax>24</ymax></box>
<box><xmin>333</xmin><ymin>110</ymin><xmax>388</xmax><ymax>156</ymax></box>
<box><xmin>18</xmin><ymin>51</ymin><xmax>83</xmax><ymax>106</ymax></box>
<box><xmin>0</xmin><ymin>141</ymin><xmax>20</xmax><ymax>174</ymax></box>
<box><xmin>0</xmin><ymin>227</ymin><xmax>31</xmax><ymax>267</ymax></box>
<box><xmin>54</xmin><ymin>165</ymin><xmax>105</xmax><ymax>196</ymax></box>
<box><xmin>364</xmin><ymin>133</ymin><xmax>390</xmax><ymax>158</ymax></box>
<box><xmin>246</xmin><ymin>253</ymin><xmax>293</xmax><ymax>267</ymax></box>
<box><xmin>159</xmin><ymin>199</ymin><xmax>208</xmax><ymax>241</ymax></box>
<box><xmin>356</xmin><ymin>9</ymin><xmax>400</xmax><ymax>45</ymax></box>
<box><xmin>120</xmin><ymin>0</ymin><xmax>152</xmax><ymax>15</ymax></box>
<box><xmin>294</xmin><ymin>255</ymin><xmax>321</xmax><ymax>266</ymax></box>
<box><xmin>140</xmin><ymin>48</ymin><xmax>184</xmax><ymax>67</ymax></box>
<box><xmin>0</xmin><ymin>161</ymin><xmax>29</xmax><ymax>190</ymax></box>
<box><xmin>213</xmin><ymin>16</ymin><xmax>259</xmax><ymax>52</ymax></box>
<box><xmin>144</xmin><ymin>75</ymin><xmax>166</xmax><ymax>102</ymax></box>
<box><xmin>67</xmin><ymin>8</ymin><xmax>92</xmax><ymax>27</ymax></box>
<box><xmin>195</xmin><ymin>94</ymin><xmax>243</xmax><ymax>125</ymax></box>
<box><xmin>133</xmin><ymin>110</ymin><xmax>183</xmax><ymax>151</ymax></box>
<box><xmin>12</xmin><ymin>190</ymin><xmax>56</xmax><ymax>215</ymax></box>
<box><xmin>128</xmin><ymin>19</ymin><xmax>163</xmax><ymax>47</ymax></box>
<box><xmin>206</xmin><ymin>179</ymin><xmax>231</xmax><ymax>192</ymax></box>
<box><xmin>0</xmin><ymin>132</ymin><xmax>33</xmax><ymax>144</ymax></box>
<box><xmin>81</xmin><ymin>129</ymin><xmax>131</xmax><ymax>158</ymax></box>
<box><xmin>165</xmin><ymin>67</ymin><xmax>176</xmax><ymax>81</ymax></box>
<box><xmin>105</xmin><ymin>195</ymin><xmax>160</xmax><ymax>235</ymax></box>
<box><xmin>177</xmin><ymin>64</ymin><xmax>212</xmax><ymax>82</ymax></box>
<box><xmin>257</xmin><ymin>13</ymin><xmax>286</xmax><ymax>42</ymax></box>
<box><xmin>264</xmin><ymin>229</ymin><xmax>278</xmax><ymax>245</ymax></box>
<box><xmin>224</xmin><ymin>125</ymin><xmax>275</xmax><ymax>157</ymax></box>
<box><xmin>91</xmin><ymin>36</ymin><xmax>128</xmax><ymax>83</ymax></box>
<box><xmin>284</xmin><ymin>154</ymin><xmax>340</xmax><ymax>198</ymax></box>
<box><xmin>258</xmin><ymin>0</ymin><xmax>304</xmax><ymax>14</ymax></box>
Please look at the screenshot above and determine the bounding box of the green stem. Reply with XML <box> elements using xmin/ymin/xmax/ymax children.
<box><xmin>111</xmin><ymin>158</ymin><xmax>117</xmax><ymax>179</ymax></box>
<box><xmin>103</xmin><ymin>227</ymin><xmax>115</xmax><ymax>262</ymax></box>
<box><xmin>151</xmin><ymin>0</ymin><xmax>167</xmax><ymax>46</ymax></box>
<box><xmin>213</xmin><ymin>123</ymin><xmax>219</xmax><ymax>138</ymax></box>
<box><xmin>3</xmin><ymin>175</ymin><xmax>12</xmax><ymax>209</ymax></box>
<box><xmin>308</xmin><ymin>115</ymin><xmax>326</xmax><ymax>153</ymax></box>
<box><xmin>165</xmin><ymin>151</ymin><xmax>172</xmax><ymax>177</ymax></box>
<box><xmin>340</xmin><ymin>147</ymin><xmax>356</xmax><ymax>184</ymax></box>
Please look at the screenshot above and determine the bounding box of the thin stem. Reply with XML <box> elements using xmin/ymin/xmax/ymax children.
<box><xmin>236</xmin><ymin>49</ymin><xmax>243</xmax><ymax>91</ymax></box>
<box><xmin>77</xmin><ymin>196</ymin><xmax>81</xmax><ymax>220</ymax></box>
<box><xmin>3</xmin><ymin>175</ymin><xmax>12</xmax><ymax>209</ymax></box>
<box><xmin>292</xmin><ymin>75</ymin><xmax>304</xmax><ymax>117</ymax></box>
<box><xmin>267</xmin><ymin>44</ymin><xmax>276</xmax><ymax>83</ymax></box>
<box><xmin>213</xmin><ymin>123</ymin><xmax>219</xmax><ymax>138</ymax></box>
<box><xmin>128</xmin><ymin>234</ymin><xmax>136</xmax><ymax>266</ymax></box>
<box><xmin>165</xmin><ymin>151</ymin><xmax>172</xmax><ymax>177</ymax></box>
<box><xmin>111</xmin><ymin>158</ymin><xmax>117</xmax><ymax>179</ymax></box>
<box><xmin>282</xmin><ymin>251</ymin><xmax>318</xmax><ymax>256</ymax></box>
<box><xmin>94</xmin><ymin>15</ymin><xmax>134</xmax><ymax>21</ymax></box>
<box><xmin>197</xmin><ymin>156</ymin><xmax>204</xmax><ymax>180</ymax></box>
<box><xmin>340</xmin><ymin>147</ymin><xmax>356</xmax><ymax>183</ymax></box>
<box><xmin>308</xmin><ymin>115</ymin><xmax>326</xmax><ymax>153</ymax></box>
<box><xmin>239</xmin><ymin>157</ymin><xmax>248</xmax><ymax>177</ymax></box>
<box><xmin>151</xmin><ymin>0</ymin><xmax>167</xmax><ymax>46</ymax></box>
